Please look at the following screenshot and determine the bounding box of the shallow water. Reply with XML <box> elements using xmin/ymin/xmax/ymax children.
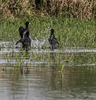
<box><xmin>0</xmin><ymin>42</ymin><xmax>96</xmax><ymax>100</ymax></box>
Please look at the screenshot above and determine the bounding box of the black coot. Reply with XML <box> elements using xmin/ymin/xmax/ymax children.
<box><xmin>48</xmin><ymin>28</ymin><xmax>59</xmax><ymax>49</ymax></box>
<box><xmin>16</xmin><ymin>21</ymin><xmax>31</xmax><ymax>51</ymax></box>
<box><xmin>16</xmin><ymin>21</ymin><xmax>30</xmax><ymax>45</ymax></box>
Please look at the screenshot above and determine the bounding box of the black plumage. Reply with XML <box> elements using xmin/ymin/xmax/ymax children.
<box><xmin>19</xmin><ymin>21</ymin><xmax>30</xmax><ymax>38</ymax></box>
<box><xmin>48</xmin><ymin>28</ymin><xmax>59</xmax><ymax>49</ymax></box>
<box><xmin>22</xmin><ymin>31</ymin><xmax>31</xmax><ymax>51</ymax></box>
<box><xmin>16</xmin><ymin>21</ymin><xmax>31</xmax><ymax>51</ymax></box>
<box><xmin>16</xmin><ymin>21</ymin><xmax>30</xmax><ymax>45</ymax></box>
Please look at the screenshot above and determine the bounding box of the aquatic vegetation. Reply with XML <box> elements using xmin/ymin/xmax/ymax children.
<box><xmin>1</xmin><ymin>45</ymin><xmax>96</xmax><ymax>70</ymax></box>
<box><xmin>0</xmin><ymin>16</ymin><xmax>96</xmax><ymax>69</ymax></box>
<box><xmin>0</xmin><ymin>17</ymin><xmax>96</xmax><ymax>48</ymax></box>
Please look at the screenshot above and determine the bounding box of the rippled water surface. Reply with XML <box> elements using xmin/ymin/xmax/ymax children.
<box><xmin>0</xmin><ymin>42</ymin><xmax>96</xmax><ymax>100</ymax></box>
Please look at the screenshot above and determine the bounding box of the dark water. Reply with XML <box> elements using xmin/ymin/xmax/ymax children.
<box><xmin>0</xmin><ymin>42</ymin><xmax>96</xmax><ymax>100</ymax></box>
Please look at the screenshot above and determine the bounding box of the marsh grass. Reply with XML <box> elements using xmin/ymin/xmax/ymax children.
<box><xmin>0</xmin><ymin>15</ymin><xmax>96</xmax><ymax>69</ymax></box>
<box><xmin>3</xmin><ymin>48</ymin><xmax>96</xmax><ymax>71</ymax></box>
<box><xmin>0</xmin><ymin>16</ymin><xmax>96</xmax><ymax>48</ymax></box>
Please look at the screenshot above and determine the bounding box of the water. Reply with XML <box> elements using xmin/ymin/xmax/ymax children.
<box><xmin>0</xmin><ymin>41</ymin><xmax>96</xmax><ymax>100</ymax></box>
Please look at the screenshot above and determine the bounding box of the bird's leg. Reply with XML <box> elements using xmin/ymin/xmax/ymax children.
<box><xmin>15</xmin><ymin>40</ymin><xmax>20</xmax><ymax>45</ymax></box>
<box><xmin>15</xmin><ymin>39</ymin><xmax>23</xmax><ymax>45</ymax></box>
<box><xmin>52</xmin><ymin>45</ymin><xmax>54</xmax><ymax>50</ymax></box>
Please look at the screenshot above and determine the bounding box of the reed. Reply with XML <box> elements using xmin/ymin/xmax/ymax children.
<box><xmin>0</xmin><ymin>0</ymin><xmax>96</xmax><ymax>19</ymax></box>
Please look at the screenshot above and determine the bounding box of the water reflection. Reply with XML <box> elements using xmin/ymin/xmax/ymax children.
<box><xmin>0</xmin><ymin>65</ymin><xmax>96</xmax><ymax>100</ymax></box>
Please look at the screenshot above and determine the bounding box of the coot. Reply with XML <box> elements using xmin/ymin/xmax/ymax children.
<box><xmin>48</xmin><ymin>28</ymin><xmax>59</xmax><ymax>49</ymax></box>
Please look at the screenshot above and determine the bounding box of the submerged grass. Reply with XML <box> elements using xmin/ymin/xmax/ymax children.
<box><xmin>3</xmin><ymin>49</ymin><xmax>96</xmax><ymax>70</ymax></box>
<box><xmin>0</xmin><ymin>16</ymin><xmax>96</xmax><ymax>48</ymax></box>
